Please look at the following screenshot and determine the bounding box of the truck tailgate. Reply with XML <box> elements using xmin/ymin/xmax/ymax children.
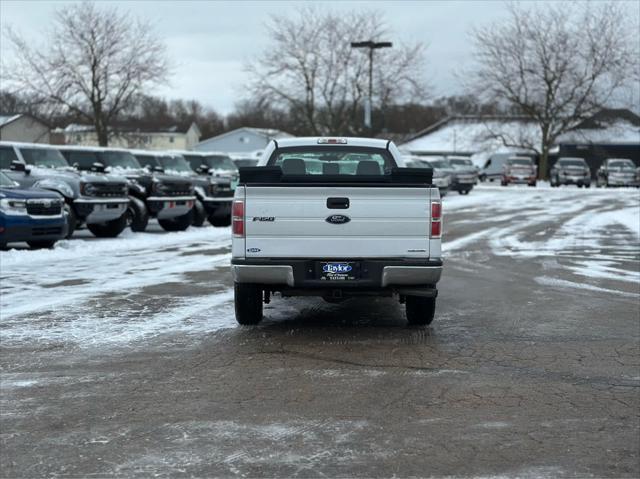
<box><xmin>242</xmin><ymin>186</ymin><xmax>432</xmax><ymax>258</ymax></box>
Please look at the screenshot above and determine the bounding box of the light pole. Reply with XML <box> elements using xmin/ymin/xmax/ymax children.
<box><xmin>351</xmin><ymin>40</ymin><xmax>392</xmax><ymax>132</ymax></box>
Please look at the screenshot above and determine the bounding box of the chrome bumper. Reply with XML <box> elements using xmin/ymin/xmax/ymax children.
<box><xmin>232</xmin><ymin>265</ymin><xmax>295</xmax><ymax>286</ymax></box>
<box><xmin>381</xmin><ymin>266</ymin><xmax>442</xmax><ymax>287</ymax></box>
<box><xmin>231</xmin><ymin>264</ymin><xmax>442</xmax><ymax>288</ymax></box>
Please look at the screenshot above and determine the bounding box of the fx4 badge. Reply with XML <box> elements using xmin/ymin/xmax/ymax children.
<box><xmin>247</xmin><ymin>248</ymin><xmax>261</xmax><ymax>253</ymax></box>
<box><xmin>252</xmin><ymin>217</ymin><xmax>275</xmax><ymax>222</ymax></box>
<box><xmin>326</xmin><ymin>214</ymin><xmax>351</xmax><ymax>224</ymax></box>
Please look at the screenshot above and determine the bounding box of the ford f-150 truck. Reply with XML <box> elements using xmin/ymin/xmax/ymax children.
<box><xmin>231</xmin><ymin>137</ymin><xmax>443</xmax><ymax>326</ymax></box>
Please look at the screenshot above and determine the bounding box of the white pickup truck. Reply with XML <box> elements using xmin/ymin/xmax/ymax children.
<box><xmin>230</xmin><ymin>137</ymin><xmax>443</xmax><ymax>326</ymax></box>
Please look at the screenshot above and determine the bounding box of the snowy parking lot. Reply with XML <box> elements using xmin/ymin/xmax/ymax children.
<box><xmin>1</xmin><ymin>184</ymin><xmax>639</xmax><ymax>477</ymax></box>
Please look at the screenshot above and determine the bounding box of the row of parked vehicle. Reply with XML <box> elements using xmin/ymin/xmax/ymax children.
<box><xmin>403</xmin><ymin>155</ymin><xmax>479</xmax><ymax>196</ymax></box>
<box><xmin>0</xmin><ymin>141</ymin><xmax>243</xmax><ymax>249</ymax></box>
<box><xmin>480</xmin><ymin>154</ymin><xmax>640</xmax><ymax>188</ymax></box>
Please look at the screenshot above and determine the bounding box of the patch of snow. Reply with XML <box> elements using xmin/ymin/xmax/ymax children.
<box><xmin>535</xmin><ymin>276</ymin><xmax>639</xmax><ymax>298</ymax></box>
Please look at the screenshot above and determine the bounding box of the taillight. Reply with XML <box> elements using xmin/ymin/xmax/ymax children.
<box><xmin>430</xmin><ymin>201</ymin><xmax>442</xmax><ymax>238</ymax></box>
<box><xmin>232</xmin><ymin>200</ymin><xmax>244</xmax><ymax>236</ymax></box>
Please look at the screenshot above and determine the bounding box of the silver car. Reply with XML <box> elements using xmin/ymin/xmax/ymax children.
<box><xmin>596</xmin><ymin>158</ymin><xmax>638</xmax><ymax>187</ymax></box>
<box><xmin>404</xmin><ymin>156</ymin><xmax>451</xmax><ymax>197</ymax></box>
<box><xmin>550</xmin><ymin>157</ymin><xmax>591</xmax><ymax>188</ymax></box>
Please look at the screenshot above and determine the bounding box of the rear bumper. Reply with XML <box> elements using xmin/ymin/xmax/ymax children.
<box><xmin>231</xmin><ymin>258</ymin><xmax>443</xmax><ymax>289</ymax></box>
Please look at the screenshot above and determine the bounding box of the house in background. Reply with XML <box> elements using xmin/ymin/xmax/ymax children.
<box><xmin>194</xmin><ymin>127</ymin><xmax>293</xmax><ymax>154</ymax></box>
<box><xmin>0</xmin><ymin>114</ymin><xmax>50</xmax><ymax>143</ymax></box>
<box><xmin>52</xmin><ymin>122</ymin><xmax>201</xmax><ymax>150</ymax></box>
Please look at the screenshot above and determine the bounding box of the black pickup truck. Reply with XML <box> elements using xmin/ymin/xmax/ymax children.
<box><xmin>59</xmin><ymin>146</ymin><xmax>196</xmax><ymax>232</ymax></box>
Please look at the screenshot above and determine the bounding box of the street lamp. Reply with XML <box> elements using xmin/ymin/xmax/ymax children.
<box><xmin>351</xmin><ymin>40</ymin><xmax>393</xmax><ymax>131</ymax></box>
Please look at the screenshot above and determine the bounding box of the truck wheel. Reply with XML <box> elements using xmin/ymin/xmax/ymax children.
<box><xmin>209</xmin><ymin>215</ymin><xmax>231</xmax><ymax>227</ymax></box>
<box><xmin>158</xmin><ymin>210</ymin><xmax>193</xmax><ymax>232</ymax></box>
<box><xmin>87</xmin><ymin>214</ymin><xmax>128</xmax><ymax>238</ymax></box>
<box><xmin>406</xmin><ymin>296</ymin><xmax>436</xmax><ymax>326</ymax></box>
<box><xmin>27</xmin><ymin>240</ymin><xmax>57</xmax><ymax>249</ymax></box>
<box><xmin>528</xmin><ymin>181</ymin><xmax>537</xmax><ymax>187</ymax></box>
<box><xmin>192</xmin><ymin>199</ymin><xmax>206</xmax><ymax>227</ymax></box>
<box><xmin>64</xmin><ymin>204</ymin><xmax>77</xmax><ymax>238</ymax></box>
<box><xmin>127</xmin><ymin>197</ymin><xmax>149</xmax><ymax>232</ymax></box>
<box><xmin>234</xmin><ymin>283</ymin><xmax>263</xmax><ymax>325</ymax></box>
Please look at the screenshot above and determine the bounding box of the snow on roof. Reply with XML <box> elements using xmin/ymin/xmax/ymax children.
<box><xmin>401</xmin><ymin>116</ymin><xmax>540</xmax><ymax>156</ymax></box>
<box><xmin>0</xmin><ymin>114</ymin><xmax>22</xmax><ymax>127</ymax></box>
<box><xmin>401</xmin><ymin>112</ymin><xmax>640</xmax><ymax>159</ymax></box>
<box><xmin>557</xmin><ymin>120</ymin><xmax>640</xmax><ymax>145</ymax></box>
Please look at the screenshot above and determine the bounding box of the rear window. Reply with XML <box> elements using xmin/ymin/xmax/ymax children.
<box><xmin>268</xmin><ymin>147</ymin><xmax>395</xmax><ymax>176</ymax></box>
<box><xmin>608</xmin><ymin>160</ymin><xmax>634</xmax><ymax>170</ymax></box>
<box><xmin>508</xmin><ymin>158</ymin><xmax>533</xmax><ymax>166</ymax></box>
<box><xmin>62</xmin><ymin>150</ymin><xmax>100</xmax><ymax>170</ymax></box>
<box><xmin>0</xmin><ymin>146</ymin><xmax>19</xmax><ymax>169</ymax></box>
<box><xmin>557</xmin><ymin>158</ymin><xmax>586</xmax><ymax>167</ymax></box>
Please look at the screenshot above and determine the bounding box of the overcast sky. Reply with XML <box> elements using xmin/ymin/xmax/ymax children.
<box><xmin>0</xmin><ymin>0</ymin><xmax>624</xmax><ymax>115</ymax></box>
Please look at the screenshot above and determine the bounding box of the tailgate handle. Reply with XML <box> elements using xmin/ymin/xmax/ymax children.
<box><xmin>327</xmin><ymin>197</ymin><xmax>349</xmax><ymax>209</ymax></box>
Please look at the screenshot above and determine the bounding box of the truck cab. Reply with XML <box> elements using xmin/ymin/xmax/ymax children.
<box><xmin>231</xmin><ymin>137</ymin><xmax>443</xmax><ymax>326</ymax></box>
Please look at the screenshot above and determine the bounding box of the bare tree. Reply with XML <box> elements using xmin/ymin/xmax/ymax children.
<box><xmin>3</xmin><ymin>1</ymin><xmax>170</xmax><ymax>146</ymax></box>
<box><xmin>469</xmin><ymin>1</ymin><xmax>639</xmax><ymax>177</ymax></box>
<box><xmin>246</xmin><ymin>8</ymin><xmax>427</xmax><ymax>136</ymax></box>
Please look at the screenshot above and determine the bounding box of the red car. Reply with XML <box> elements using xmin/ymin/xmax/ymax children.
<box><xmin>501</xmin><ymin>157</ymin><xmax>537</xmax><ymax>187</ymax></box>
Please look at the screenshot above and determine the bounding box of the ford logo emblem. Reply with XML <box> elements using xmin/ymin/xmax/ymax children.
<box><xmin>326</xmin><ymin>214</ymin><xmax>350</xmax><ymax>224</ymax></box>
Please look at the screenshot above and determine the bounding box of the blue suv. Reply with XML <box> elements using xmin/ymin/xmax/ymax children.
<box><xmin>0</xmin><ymin>171</ymin><xmax>67</xmax><ymax>249</ymax></box>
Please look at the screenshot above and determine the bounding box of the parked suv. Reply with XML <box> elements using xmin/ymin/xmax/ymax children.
<box><xmin>596</xmin><ymin>158</ymin><xmax>638</xmax><ymax>187</ymax></box>
<box><xmin>182</xmin><ymin>151</ymin><xmax>238</xmax><ymax>226</ymax></box>
<box><xmin>133</xmin><ymin>150</ymin><xmax>223</xmax><ymax>227</ymax></box>
<box><xmin>0</xmin><ymin>171</ymin><xmax>67</xmax><ymax>249</ymax></box>
<box><xmin>501</xmin><ymin>157</ymin><xmax>537</xmax><ymax>186</ymax></box>
<box><xmin>59</xmin><ymin>146</ymin><xmax>195</xmax><ymax>232</ymax></box>
<box><xmin>0</xmin><ymin>142</ymin><xmax>129</xmax><ymax>238</ymax></box>
<box><xmin>550</xmin><ymin>157</ymin><xmax>591</xmax><ymax>187</ymax></box>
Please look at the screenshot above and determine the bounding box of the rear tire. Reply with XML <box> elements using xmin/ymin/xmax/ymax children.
<box><xmin>528</xmin><ymin>181</ymin><xmax>537</xmax><ymax>187</ymax></box>
<box><xmin>27</xmin><ymin>240</ymin><xmax>57</xmax><ymax>249</ymax></box>
<box><xmin>406</xmin><ymin>296</ymin><xmax>436</xmax><ymax>326</ymax></box>
<box><xmin>127</xmin><ymin>197</ymin><xmax>149</xmax><ymax>232</ymax></box>
<box><xmin>192</xmin><ymin>199</ymin><xmax>206</xmax><ymax>227</ymax></box>
<box><xmin>87</xmin><ymin>214</ymin><xmax>127</xmax><ymax>238</ymax></box>
<box><xmin>234</xmin><ymin>283</ymin><xmax>263</xmax><ymax>325</ymax></box>
<box><xmin>158</xmin><ymin>210</ymin><xmax>193</xmax><ymax>232</ymax></box>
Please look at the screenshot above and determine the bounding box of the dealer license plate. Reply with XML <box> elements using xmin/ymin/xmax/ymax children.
<box><xmin>317</xmin><ymin>261</ymin><xmax>360</xmax><ymax>281</ymax></box>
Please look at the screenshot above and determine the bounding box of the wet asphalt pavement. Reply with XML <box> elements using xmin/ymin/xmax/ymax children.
<box><xmin>1</xmin><ymin>187</ymin><xmax>639</xmax><ymax>478</ymax></box>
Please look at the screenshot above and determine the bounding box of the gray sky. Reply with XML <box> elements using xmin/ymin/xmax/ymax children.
<box><xmin>0</xmin><ymin>0</ymin><xmax>613</xmax><ymax>115</ymax></box>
